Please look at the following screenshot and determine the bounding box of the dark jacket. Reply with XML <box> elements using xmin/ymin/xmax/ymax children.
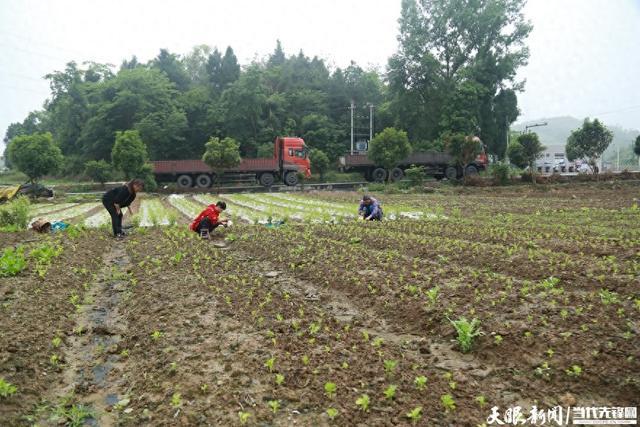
<box><xmin>102</xmin><ymin>185</ymin><xmax>136</xmax><ymax>208</ymax></box>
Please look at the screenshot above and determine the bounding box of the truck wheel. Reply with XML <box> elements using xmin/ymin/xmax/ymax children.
<box><xmin>465</xmin><ymin>165</ymin><xmax>479</xmax><ymax>176</ymax></box>
<box><xmin>390</xmin><ymin>167</ymin><xmax>404</xmax><ymax>182</ymax></box>
<box><xmin>372</xmin><ymin>168</ymin><xmax>387</xmax><ymax>182</ymax></box>
<box><xmin>445</xmin><ymin>166</ymin><xmax>458</xmax><ymax>181</ymax></box>
<box><xmin>284</xmin><ymin>171</ymin><xmax>299</xmax><ymax>186</ymax></box>
<box><xmin>177</xmin><ymin>174</ymin><xmax>193</xmax><ymax>188</ymax></box>
<box><xmin>259</xmin><ymin>172</ymin><xmax>275</xmax><ymax>187</ymax></box>
<box><xmin>195</xmin><ymin>174</ymin><xmax>212</xmax><ymax>188</ymax></box>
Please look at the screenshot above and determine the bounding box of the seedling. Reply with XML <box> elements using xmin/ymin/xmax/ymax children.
<box><xmin>406</xmin><ymin>406</ymin><xmax>422</xmax><ymax>424</ymax></box>
<box><xmin>383</xmin><ymin>384</ymin><xmax>397</xmax><ymax>400</ymax></box>
<box><xmin>326</xmin><ymin>407</ymin><xmax>339</xmax><ymax>420</ymax></box>
<box><xmin>494</xmin><ymin>334</ymin><xmax>503</xmax><ymax>345</ymax></box>
<box><xmin>475</xmin><ymin>395</ymin><xmax>487</xmax><ymax>408</ymax></box>
<box><xmin>449</xmin><ymin>316</ymin><xmax>483</xmax><ymax>353</ymax></box>
<box><xmin>599</xmin><ymin>289</ymin><xmax>619</xmax><ymax>305</ymax></box>
<box><xmin>238</xmin><ymin>411</ymin><xmax>251</xmax><ymax>424</ymax></box>
<box><xmin>50</xmin><ymin>354</ymin><xmax>61</xmax><ymax>367</ymax></box>
<box><xmin>372</xmin><ymin>337</ymin><xmax>384</xmax><ymax>348</ymax></box>
<box><xmin>151</xmin><ymin>330</ymin><xmax>163</xmax><ymax>340</ymax></box>
<box><xmin>52</xmin><ymin>401</ymin><xmax>93</xmax><ymax>427</ymax></box>
<box><xmin>268</xmin><ymin>399</ymin><xmax>280</xmax><ymax>413</ymax></box>
<box><xmin>170</xmin><ymin>392</ymin><xmax>182</xmax><ymax>408</ymax></box>
<box><xmin>0</xmin><ymin>377</ymin><xmax>17</xmax><ymax>397</ymax></box>
<box><xmin>356</xmin><ymin>394</ymin><xmax>370</xmax><ymax>412</ymax></box>
<box><xmin>566</xmin><ymin>365</ymin><xmax>582</xmax><ymax>377</ymax></box>
<box><xmin>301</xmin><ymin>355</ymin><xmax>310</xmax><ymax>366</ymax></box>
<box><xmin>265</xmin><ymin>356</ymin><xmax>276</xmax><ymax>372</ymax></box>
<box><xmin>275</xmin><ymin>373</ymin><xmax>284</xmax><ymax>385</ymax></box>
<box><xmin>0</xmin><ymin>247</ymin><xmax>26</xmax><ymax>277</ymax></box>
<box><xmin>383</xmin><ymin>359</ymin><xmax>398</xmax><ymax>376</ymax></box>
<box><xmin>441</xmin><ymin>394</ymin><xmax>456</xmax><ymax>412</ymax></box>
<box><xmin>414</xmin><ymin>375</ymin><xmax>427</xmax><ymax>390</ymax></box>
<box><xmin>52</xmin><ymin>337</ymin><xmax>62</xmax><ymax>348</ymax></box>
<box><xmin>324</xmin><ymin>382</ymin><xmax>337</xmax><ymax>399</ymax></box>
<box><xmin>425</xmin><ymin>286</ymin><xmax>439</xmax><ymax>305</ymax></box>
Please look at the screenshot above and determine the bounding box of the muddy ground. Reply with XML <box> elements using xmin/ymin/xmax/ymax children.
<box><xmin>0</xmin><ymin>185</ymin><xmax>638</xmax><ymax>426</ymax></box>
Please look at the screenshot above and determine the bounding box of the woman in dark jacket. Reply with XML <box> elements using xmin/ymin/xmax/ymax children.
<box><xmin>102</xmin><ymin>179</ymin><xmax>144</xmax><ymax>237</ymax></box>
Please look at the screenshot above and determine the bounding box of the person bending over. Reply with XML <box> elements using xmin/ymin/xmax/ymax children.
<box><xmin>358</xmin><ymin>195</ymin><xmax>383</xmax><ymax>221</ymax></box>
<box><xmin>102</xmin><ymin>179</ymin><xmax>144</xmax><ymax>237</ymax></box>
<box><xmin>190</xmin><ymin>201</ymin><xmax>228</xmax><ymax>238</ymax></box>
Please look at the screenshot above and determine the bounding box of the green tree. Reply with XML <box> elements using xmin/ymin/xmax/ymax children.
<box><xmin>112</xmin><ymin>130</ymin><xmax>148</xmax><ymax>179</ymax></box>
<box><xmin>7</xmin><ymin>132</ymin><xmax>63</xmax><ymax>183</ymax></box>
<box><xmin>257</xmin><ymin>142</ymin><xmax>274</xmax><ymax>158</ymax></box>
<box><xmin>634</xmin><ymin>135</ymin><xmax>640</xmax><ymax>157</ymax></box>
<box><xmin>84</xmin><ymin>160</ymin><xmax>112</xmax><ymax>185</ymax></box>
<box><xmin>151</xmin><ymin>48</ymin><xmax>190</xmax><ymax>91</ymax></box>
<box><xmin>309</xmin><ymin>148</ymin><xmax>330</xmax><ymax>181</ymax></box>
<box><xmin>221</xmin><ymin>66</ymin><xmax>267</xmax><ymax>155</ymax></box>
<box><xmin>565</xmin><ymin>118</ymin><xmax>613</xmax><ymax>174</ymax></box>
<box><xmin>506</xmin><ymin>141</ymin><xmax>527</xmax><ymax>169</ymax></box>
<box><xmin>446</xmin><ymin>134</ymin><xmax>482</xmax><ymax>177</ymax></box>
<box><xmin>136</xmin><ymin>163</ymin><xmax>158</xmax><ymax>192</ymax></box>
<box><xmin>77</xmin><ymin>68</ymin><xmax>185</xmax><ymax>160</ymax></box>
<box><xmin>517</xmin><ymin>132</ymin><xmax>545</xmax><ymax>179</ymax></box>
<box><xmin>368</xmin><ymin>128</ymin><xmax>411</xmax><ymax>182</ymax></box>
<box><xmin>202</xmin><ymin>136</ymin><xmax>241</xmax><ymax>171</ymax></box>
<box><xmin>388</xmin><ymin>0</ymin><xmax>531</xmax><ymax>154</ymax></box>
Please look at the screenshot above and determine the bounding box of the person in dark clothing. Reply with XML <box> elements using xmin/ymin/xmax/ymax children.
<box><xmin>102</xmin><ymin>179</ymin><xmax>144</xmax><ymax>237</ymax></box>
<box><xmin>358</xmin><ymin>195</ymin><xmax>383</xmax><ymax>221</ymax></box>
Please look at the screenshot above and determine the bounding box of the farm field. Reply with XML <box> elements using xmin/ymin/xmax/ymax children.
<box><xmin>1</xmin><ymin>183</ymin><xmax>639</xmax><ymax>426</ymax></box>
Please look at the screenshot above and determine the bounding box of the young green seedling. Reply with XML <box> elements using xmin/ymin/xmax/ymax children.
<box><xmin>0</xmin><ymin>378</ymin><xmax>17</xmax><ymax>397</ymax></box>
<box><xmin>414</xmin><ymin>375</ymin><xmax>427</xmax><ymax>390</ymax></box>
<box><xmin>406</xmin><ymin>406</ymin><xmax>422</xmax><ymax>424</ymax></box>
<box><xmin>324</xmin><ymin>382</ymin><xmax>337</xmax><ymax>399</ymax></box>
<box><xmin>326</xmin><ymin>407</ymin><xmax>339</xmax><ymax>420</ymax></box>
<box><xmin>238</xmin><ymin>411</ymin><xmax>251</xmax><ymax>425</ymax></box>
<box><xmin>441</xmin><ymin>394</ymin><xmax>456</xmax><ymax>412</ymax></box>
<box><xmin>268</xmin><ymin>400</ymin><xmax>280</xmax><ymax>413</ymax></box>
<box><xmin>356</xmin><ymin>394</ymin><xmax>370</xmax><ymax>412</ymax></box>
<box><xmin>383</xmin><ymin>384</ymin><xmax>397</xmax><ymax>400</ymax></box>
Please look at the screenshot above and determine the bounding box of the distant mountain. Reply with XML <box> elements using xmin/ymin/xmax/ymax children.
<box><xmin>512</xmin><ymin>116</ymin><xmax>639</xmax><ymax>167</ymax></box>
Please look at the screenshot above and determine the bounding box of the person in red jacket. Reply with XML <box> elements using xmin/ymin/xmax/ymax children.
<box><xmin>190</xmin><ymin>201</ymin><xmax>228</xmax><ymax>237</ymax></box>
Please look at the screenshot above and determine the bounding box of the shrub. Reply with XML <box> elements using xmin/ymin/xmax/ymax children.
<box><xmin>0</xmin><ymin>196</ymin><xmax>30</xmax><ymax>230</ymax></box>
<box><xmin>405</xmin><ymin>164</ymin><xmax>426</xmax><ymax>187</ymax></box>
<box><xmin>489</xmin><ymin>163</ymin><xmax>513</xmax><ymax>186</ymax></box>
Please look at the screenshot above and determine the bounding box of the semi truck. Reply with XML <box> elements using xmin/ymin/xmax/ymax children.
<box><xmin>339</xmin><ymin>137</ymin><xmax>488</xmax><ymax>182</ymax></box>
<box><xmin>152</xmin><ymin>137</ymin><xmax>311</xmax><ymax>188</ymax></box>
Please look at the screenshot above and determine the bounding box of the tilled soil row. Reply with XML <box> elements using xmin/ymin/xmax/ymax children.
<box><xmin>0</xmin><ymin>232</ymin><xmax>108</xmax><ymax>425</ymax></box>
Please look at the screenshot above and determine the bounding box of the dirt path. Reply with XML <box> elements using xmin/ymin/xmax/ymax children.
<box><xmin>46</xmin><ymin>242</ymin><xmax>132</xmax><ymax>426</ymax></box>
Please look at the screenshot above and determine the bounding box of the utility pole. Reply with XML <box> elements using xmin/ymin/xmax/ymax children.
<box><xmin>504</xmin><ymin>117</ymin><xmax>510</xmax><ymax>163</ymax></box>
<box><xmin>368</xmin><ymin>103</ymin><xmax>374</xmax><ymax>143</ymax></box>
<box><xmin>350</xmin><ymin>100</ymin><xmax>355</xmax><ymax>155</ymax></box>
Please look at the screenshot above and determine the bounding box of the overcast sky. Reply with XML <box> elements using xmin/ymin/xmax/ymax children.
<box><xmin>1</xmin><ymin>0</ymin><xmax>639</xmax><ymax>153</ymax></box>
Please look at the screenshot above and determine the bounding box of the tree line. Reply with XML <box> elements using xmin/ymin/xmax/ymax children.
<box><xmin>4</xmin><ymin>0</ymin><xmax>535</xmax><ymax>180</ymax></box>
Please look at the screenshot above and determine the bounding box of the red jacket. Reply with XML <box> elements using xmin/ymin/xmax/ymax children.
<box><xmin>190</xmin><ymin>205</ymin><xmax>220</xmax><ymax>231</ymax></box>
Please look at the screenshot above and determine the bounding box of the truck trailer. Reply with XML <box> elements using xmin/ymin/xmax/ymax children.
<box><xmin>152</xmin><ymin>137</ymin><xmax>311</xmax><ymax>188</ymax></box>
<box><xmin>339</xmin><ymin>138</ymin><xmax>488</xmax><ymax>182</ymax></box>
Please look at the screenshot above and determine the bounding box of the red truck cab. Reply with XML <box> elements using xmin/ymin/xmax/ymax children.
<box><xmin>276</xmin><ymin>137</ymin><xmax>311</xmax><ymax>179</ymax></box>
